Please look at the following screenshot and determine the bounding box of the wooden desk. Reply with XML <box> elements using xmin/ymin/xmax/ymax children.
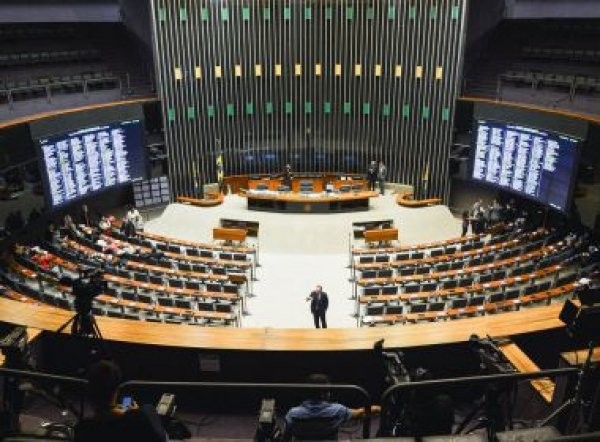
<box><xmin>0</xmin><ymin>296</ymin><xmax>571</xmax><ymax>351</ymax></box>
<box><xmin>225</xmin><ymin>173</ymin><xmax>365</xmax><ymax>194</ymax></box>
<box><xmin>177</xmin><ymin>193</ymin><xmax>224</xmax><ymax>207</ymax></box>
<box><xmin>363</xmin><ymin>228</ymin><xmax>399</xmax><ymax>244</ymax></box>
<box><xmin>213</xmin><ymin>227</ymin><xmax>247</xmax><ymax>243</ymax></box>
<box><xmin>111</xmin><ymin>224</ymin><xmax>255</xmax><ymax>254</ymax></box>
<box><xmin>499</xmin><ymin>342</ymin><xmax>555</xmax><ymax>403</ymax></box>
<box><xmin>242</xmin><ymin>191</ymin><xmax>378</xmax><ymax>213</ymax></box>
<box><xmin>396</xmin><ymin>192</ymin><xmax>442</xmax><ymax>207</ymax></box>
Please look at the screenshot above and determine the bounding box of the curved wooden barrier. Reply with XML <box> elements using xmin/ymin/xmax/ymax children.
<box><xmin>0</xmin><ymin>297</ymin><xmax>567</xmax><ymax>351</ymax></box>
<box><xmin>0</xmin><ymin>97</ymin><xmax>158</xmax><ymax>130</ymax></box>
<box><xmin>176</xmin><ymin>193</ymin><xmax>224</xmax><ymax>207</ymax></box>
<box><xmin>396</xmin><ymin>192</ymin><xmax>442</xmax><ymax>207</ymax></box>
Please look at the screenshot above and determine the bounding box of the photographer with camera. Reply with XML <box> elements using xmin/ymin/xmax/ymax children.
<box><xmin>75</xmin><ymin>360</ymin><xmax>167</xmax><ymax>442</ymax></box>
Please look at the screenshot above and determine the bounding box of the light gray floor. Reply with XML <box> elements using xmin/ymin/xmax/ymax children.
<box><xmin>145</xmin><ymin>194</ymin><xmax>461</xmax><ymax>328</ymax></box>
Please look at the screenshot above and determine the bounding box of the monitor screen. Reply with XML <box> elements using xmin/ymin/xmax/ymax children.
<box><xmin>471</xmin><ymin>119</ymin><xmax>580</xmax><ymax>212</ymax></box>
<box><xmin>38</xmin><ymin>119</ymin><xmax>146</xmax><ymax>209</ymax></box>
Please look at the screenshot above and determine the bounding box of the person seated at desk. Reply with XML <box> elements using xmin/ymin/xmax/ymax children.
<box><xmin>75</xmin><ymin>360</ymin><xmax>167</xmax><ymax>442</ymax></box>
<box><xmin>284</xmin><ymin>373</ymin><xmax>380</xmax><ymax>440</ymax></box>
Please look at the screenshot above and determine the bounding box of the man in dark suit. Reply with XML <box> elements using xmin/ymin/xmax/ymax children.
<box><xmin>306</xmin><ymin>285</ymin><xmax>329</xmax><ymax>329</ymax></box>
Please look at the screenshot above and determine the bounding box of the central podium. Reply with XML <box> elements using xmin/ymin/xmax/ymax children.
<box><xmin>243</xmin><ymin>190</ymin><xmax>379</xmax><ymax>213</ymax></box>
<box><xmin>237</xmin><ymin>174</ymin><xmax>378</xmax><ymax>213</ymax></box>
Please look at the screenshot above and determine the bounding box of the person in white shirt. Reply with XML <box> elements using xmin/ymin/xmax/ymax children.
<box><xmin>125</xmin><ymin>206</ymin><xmax>144</xmax><ymax>232</ymax></box>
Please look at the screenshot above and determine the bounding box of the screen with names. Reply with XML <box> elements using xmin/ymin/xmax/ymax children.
<box><xmin>472</xmin><ymin>120</ymin><xmax>579</xmax><ymax>212</ymax></box>
<box><xmin>39</xmin><ymin>120</ymin><xmax>145</xmax><ymax>209</ymax></box>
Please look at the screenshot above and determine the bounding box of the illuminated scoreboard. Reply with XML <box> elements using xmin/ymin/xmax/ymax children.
<box><xmin>472</xmin><ymin>120</ymin><xmax>579</xmax><ymax>212</ymax></box>
<box><xmin>38</xmin><ymin>120</ymin><xmax>145</xmax><ymax>209</ymax></box>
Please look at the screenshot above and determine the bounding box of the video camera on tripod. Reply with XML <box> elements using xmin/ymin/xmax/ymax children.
<box><xmin>58</xmin><ymin>267</ymin><xmax>107</xmax><ymax>337</ymax></box>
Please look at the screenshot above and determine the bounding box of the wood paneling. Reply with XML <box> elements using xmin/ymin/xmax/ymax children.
<box><xmin>151</xmin><ymin>0</ymin><xmax>468</xmax><ymax>201</ymax></box>
<box><xmin>0</xmin><ymin>297</ymin><xmax>568</xmax><ymax>351</ymax></box>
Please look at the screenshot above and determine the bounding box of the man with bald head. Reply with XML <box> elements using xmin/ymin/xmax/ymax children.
<box><xmin>306</xmin><ymin>285</ymin><xmax>329</xmax><ymax>328</ymax></box>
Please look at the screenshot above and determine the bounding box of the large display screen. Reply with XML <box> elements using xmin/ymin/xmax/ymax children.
<box><xmin>38</xmin><ymin>119</ymin><xmax>145</xmax><ymax>209</ymax></box>
<box><xmin>471</xmin><ymin>120</ymin><xmax>580</xmax><ymax>212</ymax></box>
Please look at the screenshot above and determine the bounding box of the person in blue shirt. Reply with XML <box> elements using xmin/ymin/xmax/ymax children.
<box><xmin>284</xmin><ymin>374</ymin><xmax>380</xmax><ymax>440</ymax></box>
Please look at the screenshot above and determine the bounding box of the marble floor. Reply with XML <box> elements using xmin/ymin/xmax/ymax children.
<box><xmin>145</xmin><ymin>193</ymin><xmax>461</xmax><ymax>328</ymax></box>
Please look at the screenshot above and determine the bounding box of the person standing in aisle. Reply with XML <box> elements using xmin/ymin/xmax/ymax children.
<box><xmin>378</xmin><ymin>161</ymin><xmax>387</xmax><ymax>195</ymax></box>
<box><xmin>306</xmin><ymin>285</ymin><xmax>329</xmax><ymax>329</ymax></box>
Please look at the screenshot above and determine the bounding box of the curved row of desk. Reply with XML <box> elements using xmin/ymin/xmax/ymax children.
<box><xmin>0</xmin><ymin>296</ymin><xmax>567</xmax><ymax>351</ymax></box>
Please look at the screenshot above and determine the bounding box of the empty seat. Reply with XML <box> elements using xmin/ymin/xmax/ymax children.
<box><xmin>505</xmin><ymin>289</ymin><xmax>521</xmax><ymax>301</ymax></box>
<box><xmin>138</xmin><ymin>294</ymin><xmax>154</xmax><ymax>304</ymax></box>
<box><xmin>381</xmin><ymin>286</ymin><xmax>398</xmax><ymax>295</ymax></box>
<box><xmin>157</xmin><ymin>297</ymin><xmax>173</xmax><ymax>307</ymax></box>
<box><xmin>121</xmin><ymin>291</ymin><xmax>137</xmax><ymax>302</ymax></box>
<box><xmin>169</xmin><ymin>279</ymin><xmax>184</xmax><ymax>289</ymax></box>
<box><xmin>223</xmin><ymin>284</ymin><xmax>238</xmax><ymax>294</ymax></box>
<box><xmin>404</xmin><ymin>284</ymin><xmax>420</xmax><ymax>294</ymax></box>
<box><xmin>489</xmin><ymin>293</ymin><xmax>505</xmax><ymax>304</ymax></box>
<box><xmin>207</xmin><ymin>283</ymin><xmax>223</xmax><ymax>292</ymax></box>
<box><xmin>385</xmin><ymin>305</ymin><xmax>403</xmax><ymax>315</ymax></box>
<box><xmin>363</xmin><ymin>287</ymin><xmax>380</xmax><ymax>296</ymax></box>
<box><xmin>451</xmin><ymin>299</ymin><xmax>468</xmax><ymax>309</ymax></box>
<box><xmin>185</xmin><ymin>281</ymin><xmax>201</xmax><ymax>291</ymax></box>
<box><xmin>378</xmin><ymin>269</ymin><xmax>393</xmax><ymax>278</ymax></box>
<box><xmin>215</xmin><ymin>303</ymin><xmax>233</xmax><ymax>313</ymax></box>
<box><xmin>430</xmin><ymin>249</ymin><xmax>444</xmax><ymax>257</ymax></box>
<box><xmin>366</xmin><ymin>304</ymin><xmax>384</xmax><ymax>316</ymax></box>
<box><xmin>175</xmin><ymin>299</ymin><xmax>192</xmax><ymax>310</ymax></box>
<box><xmin>399</xmin><ymin>268</ymin><xmax>415</xmax><ymax>276</ymax></box>
<box><xmin>468</xmin><ymin>296</ymin><xmax>485</xmax><ymax>307</ymax></box>
<box><xmin>197</xmin><ymin>302</ymin><xmax>215</xmax><ymax>311</ymax></box>
<box><xmin>361</xmin><ymin>270</ymin><xmax>377</xmax><ymax>279</ymax></box>
<box><xmin>420</xmin><ymin>282</ymin><xmax>437</xmax><ymax>292</ymax></box>
<box><xmin>409</xmin><ymin>304</ymin><xmax>427</xmax><ymax>314</ymax></box>
<box><xmin>428</xmin><ymin>302</ymin><xmax>446</xmax><ymax>312</ymax></box>
<box><xmin>149</xmin><ymin>275</ymin><xmax>163</xmax><ymax>285</ymax></box>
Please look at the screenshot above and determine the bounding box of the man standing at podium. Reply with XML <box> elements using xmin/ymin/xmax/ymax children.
<box><xmin>306</xmin><ymin>285</ymin><xmax>329</xmax><ymax>329</ymax></box>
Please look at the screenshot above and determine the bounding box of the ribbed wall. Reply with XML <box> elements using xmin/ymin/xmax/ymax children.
<box><xmin>151</xmin><ymin>0</ymin><xmax>467</xmax><ymax>199</ymax></box>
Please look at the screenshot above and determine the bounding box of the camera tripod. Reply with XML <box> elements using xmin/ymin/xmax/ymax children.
<box><xmin>57</xmin><ymin>312</ymin><xmax>102</xmax><ymax>339</ymax></box>
<box><xmin>539</xmin><ymin>340</ymin><xmax>597</xmax><ymax>434</ymax></box>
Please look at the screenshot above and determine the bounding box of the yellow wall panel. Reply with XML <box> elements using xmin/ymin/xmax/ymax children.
<box><xmin>295</xmin><ymin>63</ymin><xmax>302</xmax><ymax>76</ymax></box>
<box><xmin>255</xmin><ymin>64</ymin><xmax>262</xmax><ymax>77</ymax></box>
<box><xmin>416</xmin><ymin>65</ymin><xmax>423</xmax><ymax>78</ymax></box>
<box><xmin>275</xmin><ymin>64</ymin><xmax>282</xmax><ymax>76</ymax></box>
<box><xmin>354</xmin><ymin>64</ymin><xmax>362</xmax><ymax>77</ymax></box>
<box><xmin>215</xmin><ymin>65</ymin><xmax>222</xmax><ymax>78</ymax></box>
<box><xmin>174</xmin><ymin>67</ymin><xmax>182</xmax><ymax>80</ymax></box>
<box><xmin>194</xmin><ymin>66</ymin><xmax>202</xmax><ymax>79</ymax></box>
<box><xmin>234</xmin><ymin>64</ymin><xmax>242</xmax><ymax>77</ymax></box>
<box><xmin>375</xmin><ymin>64</ymin><xmax>382</xmax><ymax>77</ymax></box>
<box><xmin>335</xmin><ymin>63</ymin><xmax>342</xmax><ymax>76</ymax></box>
<box><xmin>395</xmin><ymin>65</ymin><xmax>402</xmax><ymax>77</ymax></box>
<box><xmin>315</xmin><ymin>64</ymin><xmax>322</xmax><ymax>76</ymax></box>
<box><xmin>435</xmin><ymin>66</ymin><xmax>443</xmax><ymax>80</ymax></box>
